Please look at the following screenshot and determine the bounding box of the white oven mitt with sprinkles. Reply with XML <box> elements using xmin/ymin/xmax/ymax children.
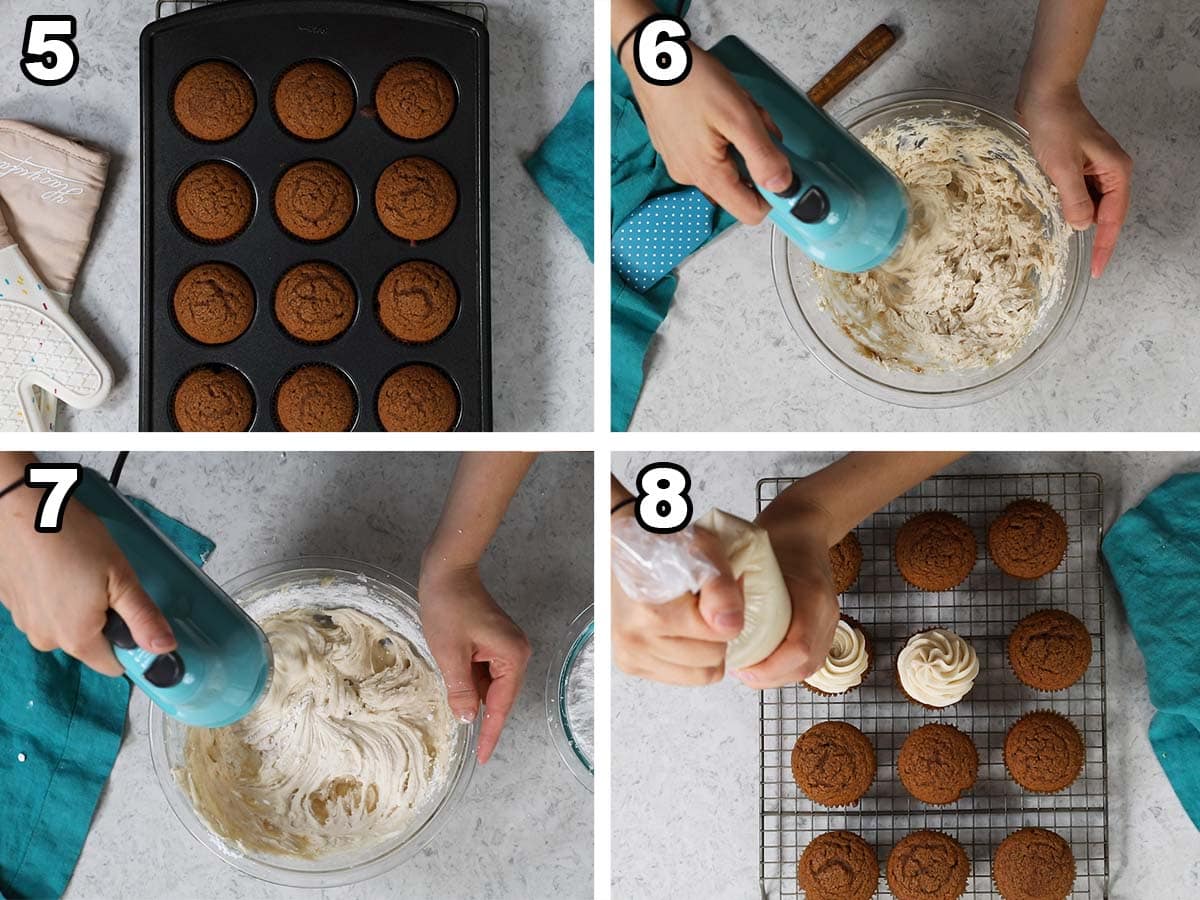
<box><xmin>0</xmin><ymin>120</ymin><xmax>111</xmax><ymax>431</ymax></box>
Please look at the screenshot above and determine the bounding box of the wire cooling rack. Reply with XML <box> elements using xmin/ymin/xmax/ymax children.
<box><xmin>758</xmin><ymin>472</ymin><xmax>1108</xmax><ymax>899</ymax></box>
<box><xmin>156</xmin><ymin>0</ymin><xmax>488</xmax><ymax>24</ymax></box>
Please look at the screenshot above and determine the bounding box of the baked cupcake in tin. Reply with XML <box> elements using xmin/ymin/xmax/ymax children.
<box><xmin>790</xmin><ymin>721</ymin><xmax>876</xmax><ymax>807</ymax></box>
<box><xmin>376</xmin><ymin>60</ymin><xmax>456</xmax><ymax>140</ymax></box>
<box><xmin>274</xmin><ymin>261</ymin><xmax>356</xmax><ymax>344</ymax></box>
<box><xmin>376</xmin><ymin>364</ymin><xmax>458</xmax><ymax>432</ymax></box>
<box><xmin>273</xmin><ymin>60</ymin><xmax>355</xmax><ymax>141</ymax></box>
<box><xmin>895</xmin><ymin>627</ymin><xmax>979</xmax><ymax>709</ymax></box>
<box><xmin>172</xmin><ymin>366</ymin><xmax>254</xmax><ymax>432</ymax></box>
<box><xmin>273</xmin><ymin>160</ymin><xmax>355</xmax><ymax>242</ymax></box>
<box><xmin>1003</xmin><ymin>711</ymin><xmax>1084</xmax><ymax>793</ymax></box>
<box><xmin>274</xmin><ymin>364</ymin><xmax>356</xmax><ymax>432</ymax></box>
<box><xmin>173</xmin><ymin>60</ymin><xmax>255</xmax><ymax>142</ymax></box>
<box><xmin>886</xmin><ymin>830</ymin><xmax>969</xmax><ymax>900</ymax></box>
<box><xmin>375</xmin><ymin>157</ymin><xmax>457</xmax><ymax>241</ymax></box>
<box><xmin>895</xmin><ymin>511</ymin><xmax>977</xmax><ymax>591</ymax></box>
<box><xmin>993</xmin><ymin>827</ymin><xmax>1076</xmax><ymax>900</ymax></box>
<box><xmin>1008</xmin><ymin>609</ymin><xmax>1092</xmax><ymax>691</ymax></box>
<box><xmin>173</xmin><ymin>262</ymin><xmax>254</xmax><ymax>345</ymax></box>
<box><xmin>797</xmin><ymin>830</ymin><xmax>878</xmax><ymax>900</ymax></box>
<box><xmin>802</xmin><ymin>614</ymin><xmax>872</xmax><ymax>697</ymax></box>
<box><xmin>376</xmin><ymin>260</ymin><xmax>457</xmax><ymax>343</ymax></box>
<box><xmin>897</xmin><ymin>723</ymin><xmax>978</xmax><ymax>804</ymax></box>
<box><xmin>988</xmin><ymin>499</ymin><xmax>1068</xmax><ymax>579</ymax></box>
<box><xmin>175</xmin><ymin>162</ymin><xmax>254</xmax><ymax>243</ymax></box>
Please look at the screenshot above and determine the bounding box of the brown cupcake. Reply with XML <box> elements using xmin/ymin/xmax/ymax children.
<box><xmin>375</xmin><ymin>157</ymin><xmax>456</xmax><ymax>241</ymax></box>
<box><xmin>175</xmin><ymin>162</ymin><xmax>254</xmax><ymax>243</ymax></box>
<box><xmin>895</xmin><ymin>511</ymin><xmax>976</xmax><ymax>591</ymax></box>
<box><xmin>172</xmin><ymin>366</ymin><xmax>253</xmax><ymax>432</ymax></box>
<box><xmin>273</xmin><ymin>61</ymin><xmax>355</xmax><ymax>140</ymax></box>
<box><xmin>897</xmin><ymin>724</ymin><xmax>978</xmax><ymax>805</ymax></box>
<box><xmin>173</xmin><ymin>61</ymin><xmax>255</xmax><ymax>141</ymax></box>
<box><xmin>886</xmin><ymin>830</ymin><xmax>969</xmax><ymax>900</ymax></box>
<box><xmin>376</xmin><ymin>365</ymin><xmax>458</xmax><ymax>432</ymax></box>
<box><xmin>797</xmin><ymin>831</ymin><xmax>878</xmax><ymax>900</ymax></box>
<box><xmin>377</xmin><ymin>261</ymin><xmax>457</xmax><ymax>343</ymax></box>
<box><xmin>993</xmin><ymin>828</ymin><xmax>1075</xmax><ymax>900</ymax></box>
<box><xmin>274</xmin><ymin>365</ymin><xmax>356</xmax><ymax>432</ymax></box>
<box><xmin>988</xmin><ymin>499</ymin><xmax>1068</xmax><ymax>579</ymax></box>
<box><xmin>376</xmin><ymin>60</ymin><xmax>456</xmax><ymax>140</ymax></box>
<box><xmin>274</xmin><ymin>262</ymin><xmax>356</xmax><ymax>343</ymax></box>
<box><xmin>1003</xmin><ymin>711</ymin><xmax>1084</xmax><ymax>793</ymax></box>
<box><xmin>790</xmin><ymin>721</ymin><xmax>876</xmax><ymax>807</ymax></box>
<box><xmin>829</xmin><ymin>531</ymin><xmax>863</xmax><ymax>594</ymax></box>
<box><xmin>274</xmin><ymin>160</ymin><xmax>355</xmax><ymax>241</ymax></box>
<box><xmin>1008</xmin><ymin>609</ymin><xmax>1092</xmax><ymax>691</ymax></box>
<box><xmin>173</xmin><ymin>263</ymin><xmax>254</xmax><ymax>345</ymax></box>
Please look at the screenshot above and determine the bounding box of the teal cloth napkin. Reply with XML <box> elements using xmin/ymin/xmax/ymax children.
<box><xmin>1102</xmin><ymin>472</ymin><xmax>1200</xmax><ymax>832</ymax></box>
<box><xmin>525</xmin><ymin>83</ymin><xmax>595</xmax><ymax>261</ymax></box>
<box><xmin>0</xmin><ymin>498</ymin><xmax>213</xmax><ymax>899</ymax></box>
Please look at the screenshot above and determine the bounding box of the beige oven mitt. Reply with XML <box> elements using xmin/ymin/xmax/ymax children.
<box><xmin>0</xmin><ymin>120</ymin><xmax>112</xmax><ymax>430</ymax></box>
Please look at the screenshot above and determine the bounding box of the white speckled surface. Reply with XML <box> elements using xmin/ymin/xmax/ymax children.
<box><xmin>625</xmin><ymin>1</ymin><xmax>1200</xmax><ymax>431</ymax></box>
<box><xmin>35</xmin><ymin>450</ymin><xmax>592</xmax><ymax>899</ymax></box>
<box><xmin>613</xmin><ymin>451</ymin><xmax>1200</xmax><ymax>900</ymax></box>
<box><xmin>0</xmin><ymin>0</ymin><xmax>593</xmax><ymax>432</ymax></box>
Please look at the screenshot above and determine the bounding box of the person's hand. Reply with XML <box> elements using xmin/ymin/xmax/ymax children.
<box><xmin>735</xmin><ymin>507</ymin><xmax>840</xmax><ymax>689</ymax></box>
<box><xmin>624</xmin><ymin>43</ymin><xmax>792</xmax><ymax>224</ymax></box>
<box><xmin>418</xmin><ymin>561</ymin><xmax>531</xmax><ymax>764</ymax></box>
<box><xmin>612</xmin><ymin>516</ymin><xmax>745</xmax><ymax>685</ymax></box>
<box><xmin>0</xmin><ymin>483</ymin><xmax>176</xmax><ymax>676</ymax></box>
<box><xmin>1016</xmin><ymin>81</ymin><xmax>1132</xmax><ymax>278</ymax></box>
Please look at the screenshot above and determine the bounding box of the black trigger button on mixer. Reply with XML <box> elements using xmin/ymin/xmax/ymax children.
<box><xmin>773</xmin><ymin>170</ymin><xmax>802</xmax><ymax>199</ymax></box>
<box><xmin>792</xmin><ymin>185</ymin><xmax>830</xmax><ymax>223</ymax></box>
<box><xmin>102</xmin><ymin>609</ymin><xmax>137</xmax><ymax>650</ymax></box>
<box><xmin>143</xmin><ymin>651</ymin><xmax>186</xmax><ymax>688</ymax></box>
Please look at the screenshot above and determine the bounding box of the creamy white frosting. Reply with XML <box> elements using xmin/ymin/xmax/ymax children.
<box><xmin>695</xmin><ymin>508</ymin><xmax>792</xmax><ymax>670</ymax></box>
<box><xmin>814</xmin><ymin>116</ymin><xmax>1068</xmax><ymax>372</ymax></box>
<box><xmin>897</xmin><ymin>628</ymin><xmax>979</xmax><ymax>707</ymax></box>
<box><xmin>181</xmin><ymin>606</ymin><xmax>455</xmax><ymax>858</ymax></box>
<box><xmin>804</xmin><ymin>619</ymin><xmax>869</xmax><ymax>694</ymax></box>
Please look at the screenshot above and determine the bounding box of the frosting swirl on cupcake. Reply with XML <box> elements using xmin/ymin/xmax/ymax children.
<box><xmin>897</xmin><ymin>628</ymin><xmax>978</xmax><ymax>707</ymax></box>
<box><xmin>805</xmin><ymin>619</ymin><xmax>870</xmax><ymax>694</ymax></box>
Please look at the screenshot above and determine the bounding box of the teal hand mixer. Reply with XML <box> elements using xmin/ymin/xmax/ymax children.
<box><xmin>709</xmin><ymin>33</ymin><xmax>908</xmax><ymax>272</ymax></box>
<box><xmin>76</xmin><ymin>466</ymin><xmax>272</xmax><ymax>728</ymax></box>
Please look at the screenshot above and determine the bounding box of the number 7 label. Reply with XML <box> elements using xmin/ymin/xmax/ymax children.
<box><xmin>25</xmin><ymin>463</ymin><xmax>82</xmax><ymax>533</ymax></box>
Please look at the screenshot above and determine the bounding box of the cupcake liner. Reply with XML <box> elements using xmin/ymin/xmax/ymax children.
<box><xmin>895</xmin><ymin>510</ymin><xmax>977</xmax><ymax>592</ymax></box>
<box><xmin>1002</xmin><ymin>710</ymin><xmax>1085</xmax><ymax>794</ymax></box>
<box><xmin>802</xmin><ymin>613</ymin><xmax>874</xmax><ymax>697</ymax></box>
<box><xmin>895</xmin><ymin>626</ymin><xmax>976</xmax><ymax>710</ymax></box>
<box><xmin>897</xmin><ymin>723</ymin><xmax>980</xmax><ymax>806</ymax></box>
<box><xmin>886</xmin><ymin>829</ymin><xmax>969</xmax><ymax>900</ymax></box>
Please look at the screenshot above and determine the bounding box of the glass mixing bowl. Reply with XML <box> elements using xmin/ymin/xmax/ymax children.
<box><xmin>772</xmin><ymin>89</ymin><xmax>1092</xmax><ymax>408</ymax></box>
<box><xmin>149</xmin><ymin>556</ymin><xmax>477</xmax><ymax>888</ymax></box>
<box><xmin>545</xmin><ymin>605</ymin><xmax>593</xmax><ymax>792</ymax></box>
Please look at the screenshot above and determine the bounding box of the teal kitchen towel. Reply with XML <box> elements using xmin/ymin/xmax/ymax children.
<box><xmin>525</xmin><ymin>82</ymin><xmax>595</xmax><ymax>261</ymax></box>
<box><xmin>0</xmin><ymin>498</ymin><xmax>214</xmax><ymax>899</ymax></box>
<box><xmin>1102</xmin><ymin>472</ymin><xmax>1200</xmax><ymax>831</ymax></box>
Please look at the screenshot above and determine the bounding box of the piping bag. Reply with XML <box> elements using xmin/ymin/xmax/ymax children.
<box><xmin>613</xmin><ymin>509</ymin><xmax>791</xmax><ymax>669</ymax></box>
<box><xmin>710</xmin><ymin>27</ymin><xmax>908</xmax><ymax>273</ymax></box>
<box><xmin>78</xmin><ymin>466</ymin><xmax>272</xmax><ymax>727</ymax></box>
<box><xmin>0</xmin><ymin>120</ymin><xmax>113</xmax><ymax>431</ymax></box>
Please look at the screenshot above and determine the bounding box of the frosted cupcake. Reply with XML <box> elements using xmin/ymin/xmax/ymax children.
<box><xmin>803</xmin><ymin>615</ymin><xmax>872</xmax><ymax>696</ymax></box>
<box><xmin>895</xmin><ymin>628</ymin><xmax>978</xmax><ymax>709</ymax></box>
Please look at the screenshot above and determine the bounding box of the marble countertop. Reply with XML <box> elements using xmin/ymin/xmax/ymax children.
<box><xmin>1</xmin><ymin>0</ymin><xmax>593</xmax><ymax>432</ymax></box>
<box><xmin>38</xmin><ymin>450</ymin><xmax>593</xmax><ymax>899</ymax></box>
<box><xmin>626</xmin><ymin>0</ymin><xmax>1200</xmax><ymax>431</ymax></box>
<box><xmin>613</xmin><ymin>451</ymin><xmax>1200</xmax><ymax>900</ymax></box>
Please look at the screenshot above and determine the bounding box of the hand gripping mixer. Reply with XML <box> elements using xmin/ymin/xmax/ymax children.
<box><xmin>710</xmin><ymin>35</ymin><xmax>908</xmax><ymax>273</ymax></box>
<box><xmin>75</xmin><ymin>467</ymin><xmax>271</xmax><ymax>727</ymax></box>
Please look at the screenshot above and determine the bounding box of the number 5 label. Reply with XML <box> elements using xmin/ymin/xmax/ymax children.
<box><xmin>632</xmin><ymin>15</ymin><xmax>692</xmax><ymax>87</ymax></box>
<box><xmin>21</xmin><ymin>16</ymin><xmax>79</xmax><ymax>87</ymax></box>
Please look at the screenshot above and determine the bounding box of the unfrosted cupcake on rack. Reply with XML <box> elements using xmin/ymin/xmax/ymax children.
<box><xmin>829</xmin><ymin>531</ymin><xmax>862</xmax><ymax>594</ymax></box>
<box><xmin>895</xmin><ymin>511</ymin><xmax>977</xmax><ymax>591</ymax></box>
<box><xmin>895</xmin><ymin>627</ymin><xmax>979</xmax><ymax>708</ymax></box>
<box><xmin>803</xmin><ymin>614</ymin><xmax>872</xmax><ymax>696</ymax></box>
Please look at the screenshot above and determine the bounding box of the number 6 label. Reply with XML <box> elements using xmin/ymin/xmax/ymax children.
<box><xmin>21</xmin><ymin>16</ymin><xmax>80</xmax><ymax>87</ymax></box>
<box><xmin>632</xmin><ymin>15</ymin><xmax>692</xmax><ymax>87</ymax></box>
<box><xmin>634</xmin><ymin>462</ymin><xmax>693</xmax><ymax>534</ymax></box>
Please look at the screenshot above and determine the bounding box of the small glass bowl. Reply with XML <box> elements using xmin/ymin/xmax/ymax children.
<box><xmin>149</xmin><ymin>556</ymin><xmax>476</xmax><ymax>888</ymax></box>
<box><xmin>772</xmin><ymin>89</ymin><xmax>1092</xmax><ymax>408</ymax></box>
<box><xmin>545</xmin><ymin>605</ymin><xmax>593</xmax><ymax>792</ymax></box>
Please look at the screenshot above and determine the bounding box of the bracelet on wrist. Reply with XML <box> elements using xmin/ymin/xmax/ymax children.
<box><xmin>611</xmin><ymin>496</ymin><xmax>636</xmax><ymax>516</ymax></box>
<box><xmin>0</xmin><ymin>476</ymin><xmax>26</xmax><ymax>504</ymax></box>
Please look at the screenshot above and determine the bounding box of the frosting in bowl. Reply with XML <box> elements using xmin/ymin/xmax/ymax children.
<box><xmin>897</xmin><ymin>627</ymin><xmax>979</xmax><ymax>707</ymax></box>
<box><xmin>804</xmin><ymin>618</ymin><xmax>870</xmax><ymax>694</ymax></box>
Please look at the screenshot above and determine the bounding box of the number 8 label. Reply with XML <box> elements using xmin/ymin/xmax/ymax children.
<box><xmin>633</xmin><ymin>15</ymin><xmax>693</xmax><ymax>87</ymax></box>
<box><xmin>634</xmin><ymin>462</ymin><xmax>693</xmax><ymax>534</ymax></box>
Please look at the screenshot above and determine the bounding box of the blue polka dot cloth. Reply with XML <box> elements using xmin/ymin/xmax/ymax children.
<box><xmin>611</xmin><ymin>187</ymin><xmax>717</xmax><ymax>292</ymax></box>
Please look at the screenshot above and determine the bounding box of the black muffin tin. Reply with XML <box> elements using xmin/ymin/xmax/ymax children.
<box><xmin>140</xmin><ymin>0</ymin><xmax>490</xmax><ymax>430</ymax></box>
